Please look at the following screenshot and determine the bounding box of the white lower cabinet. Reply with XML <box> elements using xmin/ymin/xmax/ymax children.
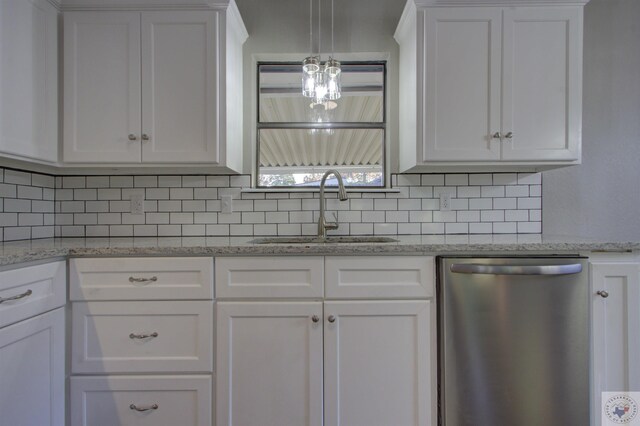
<box><xmin>69</xmin><ymin>256</ymin><xmax>214</xmax><ymax>426</ymax></box>
<box><xmin>215</xmin><ymin>255</ymin><xmax>436</xmax><ymax>426</ymax></box>
<box><xmin>591</xmin><ymin>258</ymin><xmax>640</xmax><ymax>426</ymax></box>
<box><xmin>70</xmin><ymin>375</ymin><xmax>211</xmax><ymax>426</ymax></box>
<box><xmin>0</xmin><ymin>307</ymin><xmax>65</xmax><ymax>426</ymax></box>
<box><xmin>0</xmin><ymin>260</ymin><xmax>66</xmax><ymax>426</ymax></box>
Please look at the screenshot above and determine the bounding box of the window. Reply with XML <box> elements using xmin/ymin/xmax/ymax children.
<box><xmin>257</xmin><ymin>62</ymin><xmax>386</xmax><ymax>188</ymax></box>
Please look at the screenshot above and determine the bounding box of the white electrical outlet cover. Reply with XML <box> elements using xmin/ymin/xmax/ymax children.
<box><xmin>130</xmin><ymin>194</ymin><xmax>145</xmax><ymax>215</ymax></box>
<box><xmin>221</xmin><ymin>195</ymin><xmax>233</xmax><ymax>214</ymax></box>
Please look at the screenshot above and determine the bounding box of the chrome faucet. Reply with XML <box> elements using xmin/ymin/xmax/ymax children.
<box><xmin>318</xmin><ymin>170</ymin><xmax>348</xmax><ymax>239</ymax></box>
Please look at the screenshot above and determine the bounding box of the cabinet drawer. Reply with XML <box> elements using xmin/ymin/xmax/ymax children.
<box><xmin>70</xmin><ymin>375</ymin><xmax>211</xmax><ymax>426</ymax></box>
<box><xmin>325</xmin><ymin>256</ymin><xmax>435</xmax><ymax>299</ymax></box>
<box><xmin>0</xmin><ymin>261</ymin><xmax>66</xmax><ymax>328</ymax></box>
<box><xmin>71</xmin><ymin>301</ymin><xmax>213</xmax><ymax>374</ymax></box>
<box><xmin>70</xmin><ymin>257</ymin><xmax>213</xmax><ymax>301</ymax></box>
<box><xmin>215</xmin><ymin>256</ymin><xmax>324</xmax><ymax>299</ymax></box>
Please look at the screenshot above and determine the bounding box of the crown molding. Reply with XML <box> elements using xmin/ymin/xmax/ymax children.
<box><xmin>413</xmin><ymin>0</ymin><xmax>590</xmax><ymax>6</ymax></box>
<box><xmin>59</xmin><ymin>0</ymin><xmax>235</xmax><ymax>11</ymax></box>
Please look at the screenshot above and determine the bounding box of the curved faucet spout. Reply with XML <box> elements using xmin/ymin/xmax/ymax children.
<box><xmin>318</xmin><ymin>170</ymin><xmax>349</xmax><ymax>239</ymax></box>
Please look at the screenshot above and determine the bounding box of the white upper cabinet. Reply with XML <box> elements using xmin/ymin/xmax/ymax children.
<box><xmin>0</xmin><ymin>0</ymin><xmax>58</xmax><ymax>163</ymax></box>
<box><xmin>395</xmin><ymin>1</ymin><xmax>586</xmax><ymax>171</ymax></box>
<box><xmin>63</xmin><ymin>2</ymin><xmax>247</xmax><ymax>170</ymax></box>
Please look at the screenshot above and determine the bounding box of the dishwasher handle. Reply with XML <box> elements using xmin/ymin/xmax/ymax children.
<box><xmin>450</xmin><ymin>263</ymin><xmax>583</xmax><ymax>275</ymax></box>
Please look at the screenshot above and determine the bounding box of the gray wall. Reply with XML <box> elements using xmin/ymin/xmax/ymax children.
<box><xmin>543</xmin><ymin>0</ymin><xmax>640</xmax><ymax>239</ymax></box>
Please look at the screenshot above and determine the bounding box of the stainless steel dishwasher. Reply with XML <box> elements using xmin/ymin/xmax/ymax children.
<box><xmin>437</xmin><ymin>256</ymin><xmax>590</xmax><ymax>426</ymax></box>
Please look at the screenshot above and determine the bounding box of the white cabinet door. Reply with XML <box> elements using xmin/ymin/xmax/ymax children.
<box><xmin>216</xmin><ymin>302</ymin><xmax>324</xmax><ymax>426</ymax></box>
<box><xmin>591</xmin><ymin>261</ymin><xmax>640</xmax><ymax>426</ymax></box>
<box><xmin>324</xmin><ymin>301</ymin><xmax>434</xmax><ymax>426</ymax></box>
<box><xmin>501</xmin><ymin>7</ymin><xmax>582</xmax><ymax>161</ymax></box>
<box><xmin>0</xmin><ymin>0</ymin><xmax>57</xmax><ymax>163</ymax></box>
<box><xmin>423</xmin><ymin>7</ymin><xmax>502</xmax><ymax>161</ymax></box>
<box><xmin>141</xmin><ymin>11</ymin><xmax>219</xmax><ymax>163</ymax></box>
<box><xmin>0</xmin><ymin>307</ymin><xmax>65</xmax><ymax>426</ymax></box>
<box><xmin>63</xmin><ymin>12</ymin><xmax>142</xmax><ymax>163</ymax></box>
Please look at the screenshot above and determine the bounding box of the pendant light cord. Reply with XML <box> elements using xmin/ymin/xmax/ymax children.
<box><xmin>331</xmin><ymin>0</ymin><xmax>334</xmax><ymax>57</ymax></box>
<box><xmin>318</xmin><ymin>0</ymin><xmax>321</xmax><ymax>59</ymax></box>
<box><xmin>309</xmin><ymin>0</ymin><xmax>313</xmax><ymax>55</ymax></box>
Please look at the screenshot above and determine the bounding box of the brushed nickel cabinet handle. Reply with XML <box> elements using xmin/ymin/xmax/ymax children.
<box><xmin>596</xmin><ymin>290</ymin><xmax>609</xmax><ymax>298</ymax></box>
<box><xmin>130</xmin><ymin>404</ymin><xmax>158</xmax><ymax>412</ymax></box>
<box><xmin>129</xmin><ymin>332</ymin><xmax>159</xmax><ymax>339</ymax></box>
<box><xmin>0</xmin><ymin>289</ymin><xmax>33</xmax><ymax>304</ymax></box>
<box><xmin>129</xmin><ymin>276</ymin><xmax>158</xmax><ymax>283</ymax></box>
<box><xmin>504</xmin><ymin>132</ymin><xmax>514</xmax><ymax>139</ymax></box>
<box><xmin>128</xmin><ymin>134</ymin><xmax>138</xmax><ymax>141</ymax></box>
<box><xmin>311</xmin><ymin>315</ymin><xmax>320</xmax><ymax>323</ymax></box>
<box><xmin>327</xmin><ymin>315</ymin><xmax>336</xmax><ymax>323</ymax></box>
<box><xmin>492</xmin><ymin>132</ymin><xmax>502</xmax><ymax>139</ymax></box>
<box><xmin>141</xmin><ymin>134</ymin><xmax>150</xmax><ymax>141</ymax></box>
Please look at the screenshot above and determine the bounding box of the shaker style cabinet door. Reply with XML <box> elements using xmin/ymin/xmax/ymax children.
<box><xmin>0</xmin><ymin>308</ymin><xmax>65</xmax><ymax>426</ymax></box>
<box><xmin>501</xmin><ymin>7</ymin><xmax>583</xmax><ymax>161</ymax></box>
<box><xmin>422</xmin><ymin>7</ymin><xmax>502</xmax><ymax>161</ymax></box>
<box><xmin>141</xmin><ymin>11</ymin><xmax>219</xmax><ymax>163</ymax></box>
<box><xmin>216</xmin><ymin>302</ymin><xmax>324</xmax><ymax>426</ymax></box>
<box><xmin>323</xmin><ymin>301</ymin><xmax>435</xmax><ymax>426</ymax></box>
<box><xmin>591</xmin><ymin>261</ymin><xmax>640</xmax><ymax>426</ymax></box>
<box><xmin>63</xmin><ymin>12</ymin><xmax>142</xmax><ymax>163</ymax></box>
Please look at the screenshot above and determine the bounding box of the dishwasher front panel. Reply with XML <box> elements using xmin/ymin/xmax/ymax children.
<box><xmin>438</xmin><ymin>257</ymin><xmax>590</xmax><ymax>426</ymax></box>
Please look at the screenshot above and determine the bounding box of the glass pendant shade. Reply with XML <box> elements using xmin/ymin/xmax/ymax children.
<box><xmin>302</xmin><ymin>56</ymin><xmax>320</xmax><ymax>74</ymax></box>
<box><xmin>313</xmin><ymin>71</ymin><xmax>328</xmax><ymax>104</ymax></box>
<box><xmin>302</xmin><ymin>71</ymin><xmax>316</xmax><ymax>98</ymax></box>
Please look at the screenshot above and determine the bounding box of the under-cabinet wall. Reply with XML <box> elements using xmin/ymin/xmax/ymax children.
<box><xmin>0</xmin><ymin>167</ymin><xmax>543</xmax><ymax>240</ymax></box>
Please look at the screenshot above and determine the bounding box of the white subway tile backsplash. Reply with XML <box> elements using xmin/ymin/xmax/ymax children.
<box><xmin>518</xmin><ymin>197</ymin><xmax>542</xmax><ymax>209</ymax></box>
<box><xmin>493</xmin><ymin>198</ymin><xmax>517</xmax><ymax>210</ymax></box>
<box><xmin>422</xmin><ymin>223</ymin><xmax>445</xmax><ymax>234</ymax></box>
<box><xmin>110</xmin><ymin>176</ymin><xmax>133</xmax><ymax>188</ymax></box>
<box><xmin>0</xmin><ymin>169</ymin><xmax>543</xmax><ymax>240</ymax></box>
<box><xmin>421</xmin><ymin>174</ymin><xmax>445</xmax><ymax>186</ymax></box>
<box><xmin>481</xmin><ymin>210</ymin><xmax>505</xmax><ymax>222</ymax></box>
<box><xmin>86</xmin><ymin>176</ymin><xmax>110</xmax><ymax>188</ymax></box>
<box><xmin>5</xmin><ymin>170</ymin><xmax>32</xmax><ymax>186</ymax></box>
<box><xmin>493</xmin><ymin>222</ymin><xmax>517</xmax><ymax>234</ymax></box>
<box><xmin>445</xmin><ymin>174</ymin><xmax>468</xmax><ymax>186</ymax></box>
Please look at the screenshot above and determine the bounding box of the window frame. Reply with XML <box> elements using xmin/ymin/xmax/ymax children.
<box><xmin>255</xmin><ymin>60</ymin><xmax>388</xmax><ymax>189</ymax></box>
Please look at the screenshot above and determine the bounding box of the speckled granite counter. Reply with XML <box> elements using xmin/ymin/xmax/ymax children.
<box><xmin>0</xmin><ymin>235</ymin><xmax>638</xmax><ymax>267</ymax></box>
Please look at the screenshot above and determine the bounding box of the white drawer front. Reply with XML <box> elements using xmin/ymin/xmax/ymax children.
<box><xmin>70</xmin><ymin>375</ymin><xmax>211</xmax><ymax>426</ymax></box>
<box><xmin>325</xmin><ymin>256</ymin><xmax>435</xmax><ymax>299</ymax></box>
<box><xmin>72</xmin><ymin>301</ymin><xmax>213</xmax><ymax>374</ymax></box>
<box><xmin>0</xmin><ymin>261</ymin><xmax>66</xmax><ymax>328</ymax></box>
<box><xmin>215</xmin><ymin>256</ymin><xmax>324</xmax><ymax>299</ymax></box>
<box><xmin>70</xmin><ymin>257</ymin><xmax>213</xmax><ymax>301</ymax></box>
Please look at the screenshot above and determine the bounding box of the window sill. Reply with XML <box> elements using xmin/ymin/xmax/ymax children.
<box><xmin>241</xmin><ymin>187</ymin><xmax>401</xmax><ymax>193</ymax></box>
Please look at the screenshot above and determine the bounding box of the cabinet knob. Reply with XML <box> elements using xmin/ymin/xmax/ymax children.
<box><xmin>128</xmin><ymin>134</ymin><xmax>138</xmax><ymax>141</ymax></box>
<box><xmin>327</xmin><ymin>315</ymin><xmax>336</xmax><ymax>323</ymax></box>
<box><xmin>141</xmin><ymin>134</ymin><xmax>150</xmax><ymax>141</ymax></box>
<box><xmin>504</xmin><ymin>132</ymin><xmax>514</xmax><ymax>139</ymax></box>
<box><xmin>311</xmin><ymin>315</ymin><xmax>320</xmax><ymax>323</ymax></box>
<box><xmin>491</xmin><ymin>132</ymin><xmax>502</xmax><ymax>139</ymax></box>
<box><xmin>596</xmin><ymin>290</ymin><xmax>609</xmax><ymax>298</ymax></box>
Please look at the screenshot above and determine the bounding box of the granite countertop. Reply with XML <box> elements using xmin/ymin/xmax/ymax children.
<box><xmin>0</xmin><ymin>235</ymin><xmax>638</xmax><ymax>267</ymax></box>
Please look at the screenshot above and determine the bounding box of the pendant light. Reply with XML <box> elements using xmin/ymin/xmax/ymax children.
<box><xmin>301</xmin><ymin>0</ymin><xmax>341</xmax><ymax>104</ymax></box>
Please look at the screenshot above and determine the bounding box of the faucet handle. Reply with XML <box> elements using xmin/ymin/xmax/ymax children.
<box><xmin>331</xmin><ymin>212</ymin><xmax>338</xmax><ymax>223</ymax></box>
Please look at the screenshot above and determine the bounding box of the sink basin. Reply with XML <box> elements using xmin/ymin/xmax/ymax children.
<box><xmin>250</xmin><ymin>236</ymin><xmax>399</xmax><ymax>244</ymax></box>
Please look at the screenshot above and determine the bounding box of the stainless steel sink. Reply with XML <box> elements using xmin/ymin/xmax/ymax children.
<box><xmin>250</xmin><ymin>236</ymin><xmax>399</xmax><ymax>244</ymax></box>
